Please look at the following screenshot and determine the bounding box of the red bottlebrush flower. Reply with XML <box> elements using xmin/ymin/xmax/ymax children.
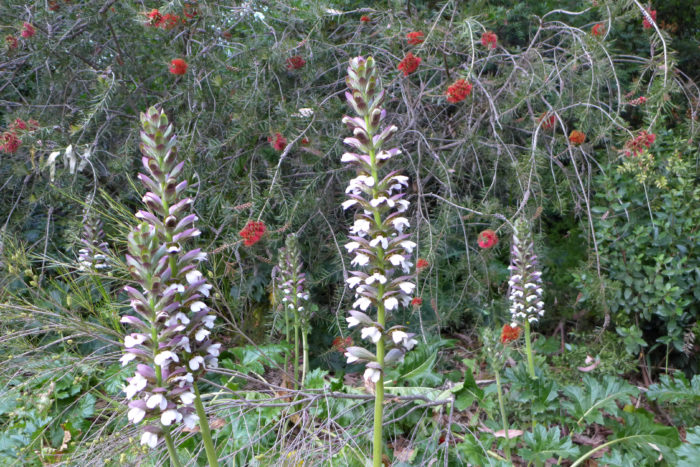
<box><xmin>239</xmin><ymin>220</ymin><xmax>266</xmax><ymax>246</ymax></box>
<box><xmin>360</xmin><ymin>15</ymin><xmax>371</xmax><ymax>23</ymax></box>
<box><xmin>501</xmin><ymin>324</ymin><xmax>521</xmax><ymax>344</ymax></box>
<box><xmin>0</xmin><ymin>132</ymin><xmax>21</xmax><ymax>154</ymax></box>
<box><xmin>332</xmin><ymin>336</ymin><xmax>353</xmax><ymax>353</ymax></box>
<box><xmin>416</xmin><ymin>258</ymin><xmax>429</xmax><ymax>270</ymax></box>
<box><xmin>628</xmin><ymin>96</ymin><xmax>647</xmax><ymax>106</ymax></box>
<box><xmin>146</xmin><ymin>9</ymin><xmax>162</xmax><ymax>26</ymax></box>
<box><xmin>568</xmin><ymin>130</ymin><xmax>586</xmax><ymax>145</ymax></box>
<box><xmin>623</xmin><ymin>130</ymin><xmax>656</xmax><ymax>157</ymax></box>
<box><xmin>27</xmin><ymin>119</ymin><xmax>39</xmax><ymax>130</ymax></box>
<box><xmin>169</xmin><ymin>58</ymin><xmax>188</xmax><ymax>75</ymax></box>
<box><xmin>286</xmin><ymin>55</ymin><xmax>306</xmax><ymax>70</ymax></box>
<box><xmin>159</xmin><ymin>13</ymin><xmax>181</xmax><ymax>30</ymax></box>
<box><xmin>406</xmin><ymin>31</ymin><xmax>425</xmax><ymax>45</ymax></box>
<box><xmin>591</xmin><ymin>23</ymin><xmax>604</xmax><ymax>37</ymax></box>
<box><xmin>183</xmin><ymin>3</ymin><xmax>198</xmax><ymax>19</ymax></box>
<box><xmin>411</xmin><ymin>297</ymin><xmax>423</xmax><ymax>306</ymax></box>
<box><xmin>5</xmin><ymin>35</ymin><xmax>18</xmax><ymax>49</ymax></box>
<box><xmin>477</xmin><ymin>229</ymin><xmax>498</xmax><ymax>249</ymax></box>
<box><xmin>642</xmin><ymin>9</ymin><xmax>656</xmax><ymax>29</ymax></box>
<box><xmin>21</xmin><ymin>23</ymin><xmax>35</xmax><ymax>39</ymax></box>
<box><xmin>268</xmin><ymin>133</ymin><xmax>287</xmax><ymax>151</ymax></box>
<box><xmin>481</xmin><ymin>31</ymin><xmax>498</xmax><ymax>49</ymax></box>
<box><xmin>48</xmin><ymin>1</ymin><xmax>60</xmax><ymax>11</ymax></box>
<box><xmin>11</xmin><ymin>119</ymin><xmax>27</xmax><ymax>131</ymax></box>
<box><xmin>398</xmin><ymin>52</ymin><xmax>421</xmax><ymax>76</ymax></box>
<box><xmin>301</xmin><ymin>137</ymin><xmax>310</xmax><ymax>145</ymax></box>
<box><xmin>446</xmin><ymin>78</ymin><xmax>472</xmax><ymax>103</ymax></box>
<box><xmin>538</xmin><ymin>112</ymin><xmax>556</xmax><ymax>130</ymax></box>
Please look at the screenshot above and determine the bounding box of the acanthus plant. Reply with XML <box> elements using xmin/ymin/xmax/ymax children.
<box><xmin>507</xmin><ymin>217</ymin><xmax>545</xmax><ymax>379</ymax></box>
<box><xmin>77</xmin><ymin>201</ymin><xmax>110</xmax><ymax>271</ymax></box>
<box><xmin>274</xmin><ymin>234</ymin><xmax>311</xmax><ymax>387</ymax></box>
<box><xmin>340</xmin><ymin>56</ymin><xmax>418</xmax><ymax>467</ymax></box>
<box><xmin>120</xmin><ymin>107</ymin><xmax>220</xmax><ymax>467</ymax></box>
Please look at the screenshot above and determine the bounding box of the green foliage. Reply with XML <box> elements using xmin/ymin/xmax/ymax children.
<box><xmin>562</xmin><ymin>375</ymin><xmax>637</xmax><ymax>426</ymax></box>
<box><xmin>520</xmin><ymin>425</ymin><xmax>580</xmax><ymax>465</ymax></box>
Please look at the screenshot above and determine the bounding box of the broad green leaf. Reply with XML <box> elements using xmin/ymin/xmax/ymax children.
<box><xmin>519</xmin><ymin>425</ymin><xmax>580</xmax><ymax>464</ymax></box>
<box><xmin>451</xmin><ymin>368</ymin><xmax>484</xmax><ymax>411</ymax></box>
<box><xmin>675</xmin><ymin>426</ymin><xmax>700</xmax><ymax>467</ymax></box>
<box><xmin>562</xmin><ymin>375</ymin><xmax>637</xmax><ymax>426</ymax></box>
<box><xmin>647</xmin><ymin>372</ymin><xmax>700</xmax><ymax>404</ymax></box>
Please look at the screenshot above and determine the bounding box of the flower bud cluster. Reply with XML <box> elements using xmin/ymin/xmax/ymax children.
<box><xmin>507</xmin><ymin>218</ymin><xmax>544</xmax><ymax>328</ymax></box>
<box><xmin>275</xmin><ymin>234</ymin><xmax>310</xmax><ymax>326</ymax></box>
<box><xmin>341</xmin><ymin>57</ymin><xmax>417</xmax><ymax>383</ymax></box>
<box><xmin>78</xmin><ymin>204</ymin><xmax>110</xmax><ymax>271</ymax></box>
<box><xmin>120</xmin><ymin>107</ymin><xmax>221</xmax><ymax>448</ymax></box>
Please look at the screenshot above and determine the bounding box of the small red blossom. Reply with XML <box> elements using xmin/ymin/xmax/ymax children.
<box><xmin>398</xmin><ymin>52</ymin><xmax>421</xmax><ymax>76</ymax></box>
<box><xmin>239</xmin><ymin>220</ymin><xmax>266</xmax><ymax>246</ymax></box>
<box><xmin>146</xmin><ymin>9</ymin><xmax>162</xmax><ymax>25</ymax></box>
<box><xmin>481</xmin><ymin>31</ymin><xmax>498</xmax><ymax>49</ymax></box>
<box><xmin>159</xmin><ymin>13</ymin><xmax>181</xmax><ymax>29</ymax></box>
<box><xmin>628</xmin><ymin>96</ymin><xmax>647</xmax><ymax>106</ymax></box>
<box><xmin>501</xmin><ymin>324</ymin><xmax>521</xmax><ymax>344</ymax></box>
<box><xmin>416</xmin><ymin>258</ymin><xmax>429</xmax><ymax>271</ymax></box>
<box><xmin>477</xmin><ymin>229</ymin><xmax>498</xmax><ymax>249</ymax></box>
<box><xmin>169</xmin><ymin>58</ymin><xmax>188</xmax><ymax>75</ymax></box>
<box><xmin>183</xmin><ymin>3</ymin><xmax>198</xmax><ymax>19</ymax></box>
<box><xmin>360</xmin><ymin>15</ymin><xmax>371</xmax><ymax>23</ymax></box>
<box><xmin>11</xmin><ymin>119</ymin><xmax>27</xmax><ymax>131</ymax></box>
<box><xmin>446</xmin><ymin>78</ymin><xmax>472</xmax><ymax>103</ymax></box>
<box><xmin>21</xmin><ymin>23</ymin><xmax>36</xmax><ymax>39</ymax></box>
<box><xmin>624</xmin><ymin>130</ymin><xmax>656</xmax><ymax>157</ymax></box>
<box><xmin>538</xmin><ymin>112</ymin><xmax>556</xmax><ymax>130</ymax></box>
<box><xmin>6</xmin><ymin>35</ymin><xmax>18</xmax><ymax>49</ymax></box>
<box><xmin>48</xmin><ymin>1</ymin><xmax>60</xmax><ymax>11</ymax></box>
<box><xmin>0</xmin><ymin>132</ymin><xmax>21</xmax><ymax>154</ymax></box>
<box><xmin>268</xmin><ymin>133</ymin><xmax>287</xmax><ymax>151</ymax></box>
<box><xmin>642</xmin><ymin>9</ymin><xmax>656</xmax><ymax>29</ymax></box>
<box><xmin>301</xmin><ymin>137</ymin><xmax>310</xmax><ymax>145</ymax></box>
<box><xmin>591</xmin><ymin>23</ymin><xmax>604</xmax><ymax>37</ymax></box>
<box><xmin>569</xmin><ymin>130</ymin><xmax>586</xmax><ymax>145</ymax></box>
<box><xmin>406</xmin><ymin>31</ymin><xmax>425</xmax><ymax>45</ymax></box>
<box><xmin>411</xmin><ymin>297</ymin><xmax>423</xmax><ymax>306</ymax></box>
<box><xmin>286</xmin><ymin>55</ymin><xmax>306</xmax><ymax>70</ymax></box>
<box><xmin>332</xmin><ymin>336</ymin><xmax>353</xmax><ymax>353</ymax></box>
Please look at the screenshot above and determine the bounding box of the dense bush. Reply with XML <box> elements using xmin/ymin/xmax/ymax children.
<box><xmin>1</xmin><ymin>1</ymin><xmax>699</xmax><ymax>465</ymax></box>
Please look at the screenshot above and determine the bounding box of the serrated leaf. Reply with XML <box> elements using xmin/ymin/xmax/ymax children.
<box><xmin>647</xmin><ymin>372</ymin><xmax>700</xmax><ymax>404</ymax></box>
<box><xmin>520</xmin><ymin>425</ymin><xmax>580</xmax><ymax>464</ymax></box>
<box><xmin>562</xmin><ymin>375</ymin><xmax>637</xmax><ymax>426</ymax></box>
<box><xmin>451</xmin><ymin>368</ymin><xmax>484</xmax><ymax>410</ymax></box>
<box><xmin>675</xmin><ymin>426</ymin><xmax>700</xmax><ymax>467</ymax></box>
<box><xmin>398</xmin><ymin>349</ymin><xmax>437</xmax><ymax>383</ymax></box>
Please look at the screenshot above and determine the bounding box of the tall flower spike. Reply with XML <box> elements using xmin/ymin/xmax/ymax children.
<box><xmin>120</xmin><ymin>107</ymin><xmax>220</xmax><ymax>450</ymax></box>
<box><xmin>342</xmin><ymin>56</ymin><xmax>417</xmax><ymax>467</ymax></box>
<box><xmin>275</xmin><ymin>234</ymin><xmax>311</xmax><ymax>385</ymax></box>
<box><xmin>78</xmin><ymin>202</ymin><xmax>110</xmax><ymax>271</ymax></box>
<box><xmin>507</xmin><ymin>218</ymin><xmax>544</xmax><ymax>328</ymax></box>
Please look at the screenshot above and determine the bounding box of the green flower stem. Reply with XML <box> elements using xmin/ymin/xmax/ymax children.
<box><xmin>163</xmin><ymin>431</ymin><xmax>183</xmax><ymax>467</ymax></box>
<box><xmin>293</xmin><ymin>308</ymin><xmax>300</xmax><ymax>387</ymax></box>
<box><xmin>301</xmin><ymin>326</ymin><xmax>309</xmax><ymax>385</ymax></box>
<box><xmin>372</xmin><ymin>300</ymin><xmax>385</xmax><ymax>467</ymax></box>
<box><xmin>193</xmin><ymin>381</ymin><xmax>219</xmax><ymax>467</ymax></box>
<box><xmin>524</xmin><ymin>320</ymin><xmax>536</xmax><ymax>379</ymax></box>
<box><xmin>494</xmin><ymin>369</ymin><xmax>511</xmax><ymax>462</ymax></box>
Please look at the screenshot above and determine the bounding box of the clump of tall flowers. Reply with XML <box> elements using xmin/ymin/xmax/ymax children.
<box><xmin>274</xmin><ymin>234</ymin><xmax>310</xmax><ymax>387</ymax></box>
<box><xmin>120</xmin><ymin>107</ymin><xmax>220</xmax><ymax>467</ymax></box>
<box><xmin>507</xmin><ymin>217</ymin><xmax>544</xmax><ymax>379</ymax></box>
<box><xmin>341</xmin><ymin>56</ymin><xmax>417</xmax><ymax>467</ymax></box>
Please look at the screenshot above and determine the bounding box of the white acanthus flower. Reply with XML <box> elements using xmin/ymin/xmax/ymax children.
<box><xmin>154</xmin><ymin>351</ymin><xmax>179</xmax><ymax>367</ymax></box>
<box><xmin>353</xmin><ymin>296</ymin><xmax>372</xmax><ymax>311</ymax></box>
<box><xmin>183</xmin><ymin>413</ymin><xmax>199</xmax><ymax>429</ymax></box>
<box><xmin>351</xmin><ymin>218</ymin><xmax>371</xmax><ymax>236</ymax></box>
<box><xmin>345</xmin><ymin>352</ymin><xmax>359</xmax><ymax>364</ymax></box>
<box><xmin>366</xmin><ymin>273</ymin><xmax>387</xmax><ymax>285</ymax></box>
<box><xmin>146</xmin><ymin>393</ymin><xmax>167</xmax><ymax>411</ymax></box>
<box><xmin>361</xmin><ymin>326</ymin><xmax>382</xmax><ymax>343</ymax></box>
<box><xmin>120</xmin><ymin>352</ymin><xmax>137</xmax><ymax>367</ymax></box>
<box><xmin>141</xmin><ymin>431</ymin><xmax>159</xmax><ymax>448</ymax></box>
<box><xmin>363</xmin><ymin>366</ymin><xmax>381</xmax><ymax>384</ymax></box>
<box><xmin>346</xmin><ymin>316</ymin><xmax>360</xmax><ymax>328</ymax></box>
<box><xmin>186</xmin><ymin>270</ymin><xmax>203</xmax><ymax>284</ymax></box>
<box><xmin>392</xmin><ymin>331</ymin><xmax>408</xmax><ymax>344</ymax></box>
<box><xmin>346</xmin><ymin>276</ymin><xmax>363</xmax><ymax>288</ymax></box>
<box><xmin>124</xmin><ymin>333</ymin><xmax>146</xmax><ymax>348</ymax></box>
<box><xmin>345</xmin><ymin>241</ymin><xmax>361</xmax><ymax>253</ymax></box>
<box><xmin>342</xmin><ymin>199</ymin><xmax>359</xmax><ymax>210</ymax></box>
<box><xmin>398</xmin><ymin>282</ymin><xmax>415</xmax><ymax>294</ymax></box>
<box><xmin>384</xmin><ymin>296</ymin><xmax>399</xmax><ymax>310</ymax></box>
<box><xmin>400</xmin><ymin>240</ymin><xmax>417</xmax><ymax>253</ymax></box>
<box><xmin>161</xmin><ymin>409</ymin><xmax>182</xmax><ymax>426</ymax></box>
<box><xmin>190</xmin><ymin>301</ymin><xmax>208</xmax><ymax>312</ymax></box>
<box><xmin>124</xmin><ymin>373</ymin><xmax>147</xmax><ymax>399</ymax></box>
<box><xmin>128</xmin><ymin>406</ymin><xmax>146</xmax><ymax>424</ymax></box>
<box><xmin>180</xmin><ymin>391</ymin><xmax>196</xmax><ymax>405</ymax></box>
<box><xmin>351</xmin><ymin>253</ymin><xmax>370</xmax><ymax>267</ymax></box>
<box><xmin>369</xmin><ymin>235</ymin><xmax>388</xmax><ymax>249</ymax></box>
<box><xmin>392</xmin><ymin>217</ymin><xmax>410</xmax><ymax>233</ymax></box>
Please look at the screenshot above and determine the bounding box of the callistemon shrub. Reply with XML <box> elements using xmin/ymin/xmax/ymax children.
<box><xmin>78</xmin><ymin>205</ymin><xmax>110</xmax><ymax>271</ymax></box>
<box><xmin>121</xmin><ymin>107</ymin><xmax>221</xmax><ymax>448</ymax></box>
<box><xmin>508</xmin><ymin>218</ymin><xmax>544</xmax><ymax>327</ymax></box>
<box><xmin>341</xmin><ymin>56</ymin><xmax>418</xmax><ymax>384</ymax></box>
